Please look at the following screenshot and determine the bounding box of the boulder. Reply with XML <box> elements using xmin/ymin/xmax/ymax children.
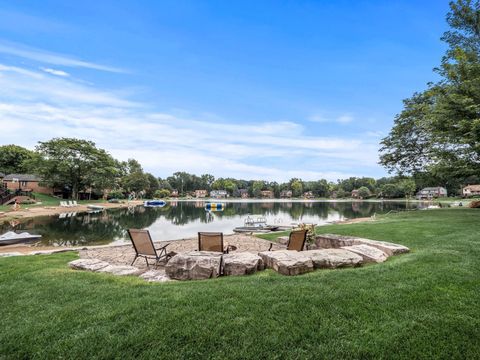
<box><xmin>165</xmin><ymin>251</ymin><xmax>223</xmax><ymax>280</ymax></box>
<box><xmin>277</xmin><ymin>236</ymin><xmax>289</xmax><ymax>245</ymax></box>
<box><xmin>97</xmin><ymin>265</ymin><xmax>141</xmax><ymax>276</ymax></box>
<box><xmin>223</xmin><ymin>252</ymin><xmax>264</xmax><ymax>276</ymax></box>
<box><xmin>258</xmin><ymin>250</ymin><xmax>314</xmax><ymax>276</ymax></box>
<box><xmin>307</xmin><ymin>249</ymin><xmax>363</xmax><ymax>269</ymax></box>
<box><xmin>140</xmin><ymin>270</ymin><xmax>173</xmax><ymax>282</ymax></box>
<box><xmin>315</xmin><ymin>234</ymin><xmax>409</xmax><ymax>256</ymax></box>
<box><xmin>341</xmin><ymin>245</ymin><xmax>388</xmax><ymax>263</ymax></box>
<box><xmin>351</xmin><ymin>239</ymin><xmax>409</xmax><ymax>256</ymax></box>
<box><xmin>69</xmin><ymin>258</ymin><xmax>109</xmax><ymax>271</ymax></box>
<box><xmin>315</xmin><ymin>234</ymin><xmax>356</xmax><ymax>248</ymax></box>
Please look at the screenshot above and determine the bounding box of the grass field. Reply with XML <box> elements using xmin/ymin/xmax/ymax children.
<box><xmin>0</xmin><ymin>192</ymin><xmax>104</xmax><ymax>212</ymax></box>
<box><xmin>0</xmin><ymin>209</ymin><xmax>479</xmax><ymax>359</ymax></box>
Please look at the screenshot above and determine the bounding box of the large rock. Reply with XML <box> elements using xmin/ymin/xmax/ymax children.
<box><xmin>223</xmin><ymin>253</ymin><xmax>264</xmax><ymax>276</ymax></box>
<box><xmin>341</xmin><ymin>245</ymin><xmax>388</xmax><ymax>263</ymax></box>
<box><xmin>351</xmin><ymin>238</ymin><xmax>409</xmax><ymax>256</ymax></box>
<box><xmin>315</xmin><ymin>234</ymin><xmax>355</xmax><ymax>248</ymax></box>
<box><xmin>165</xmin><ymin>251</ymin><xmax>223</xmax><ymax>280</ymax></box>
<box><xmin>97</xmin><ymin>265</ymin><xmax>141</xmax><ymax>276</ymax></box>
<box><xmin>69</xmin><ymin>258</ymin><xmax>109</xmax><ymax>271</ymax></box>
<box><xmin>140</xmin><ymin>270</ymin><xmax>173</xmax><ymax>282</ymax></box>
<box><xmin>315</xmin><ymin>234</ymin><xmax>409</xmax><ymax>256</ymax></box>
<box><xmin>258</xmin><ymin>250</ymin><xmax>314</xmax><ymax>276</ymax></box>
<box><xmin>307</xmin><ymin>249</ymin><xmax>363</xmax><ymax>269</ymax></box>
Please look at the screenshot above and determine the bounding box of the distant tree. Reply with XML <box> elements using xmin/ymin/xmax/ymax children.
<box><xmin>154</xmin><ymin>189</ymin><xmax>171</xmax><ymax>198</ymax></box>
<box><xmin>380</xmin><ymin>184</ymin><xmax>400</xmax><ymax>198</ymax></box>
<box><xmin>0</xmin><ymin>145</ymin><xmax>35</xmax><ymax>174</ymax></box>
<box><xmin>290</xmin><ymin>179</ymin><xmax>303</xmax><ymax>197</ymax></box>
<box><xmin>252</xmin><ymin>180</ymin><xmax>265</xmax><ymax>197</ymax></box>
<box><xmin>357</xmin><ymin>186</ymin><xmax>371</xmax><ymax>199</ymax></box>
<box><xmin>397</xmin><ymin>179</ymin><xmax>417</xmax><ymax>198</ymax></box>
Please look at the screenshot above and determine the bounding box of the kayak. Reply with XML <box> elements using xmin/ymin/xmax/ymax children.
<box><xmin>87</xmin><ymin>205</ymin><xmax>105</xmax><ymax>211</ymax></box>
<box><xmin>0</xmin><ymin>231</ymin><xmax>42</xmax><ymax>246</ymax></box>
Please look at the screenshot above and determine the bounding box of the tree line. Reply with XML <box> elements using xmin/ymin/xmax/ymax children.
<box><xmin>0</xmin><ymin>138</ymin><xmax>468</xmax><ymax>200</ymax></box>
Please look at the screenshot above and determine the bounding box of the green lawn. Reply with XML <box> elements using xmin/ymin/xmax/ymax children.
<box><xmin>0</xmin><ymin>209</ymin><xmax>479</xmax><ymax>359</ymax></box>
<box><xmin>0</xmin><ymin>192</ymin><xmax>105</xmax><ymax>212</ymax></box>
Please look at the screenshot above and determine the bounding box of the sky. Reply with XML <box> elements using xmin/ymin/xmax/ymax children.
<box><xmin>0</xmin><ymin>0</ymin><xmax>451</xmax><ymax>182</ymax></box>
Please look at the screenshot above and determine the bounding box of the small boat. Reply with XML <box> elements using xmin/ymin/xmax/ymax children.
<box><xmin>233</xmin><ymin>225</ymin><xmax>280</xmax><ymax>233</ymax></box>
<box><xmin>0</xmin><ymin>231</ymin><xmax>42</xmax><ymax>246</ymax></box>
<box><xmin>205</xmin><ymin>203</ymin><xmax>225</xmax><ymax>211</ymax></box>
<box><xmin>87</xmin><ymin>204</ymin><xmax>105</xmax><ymax>211</ymax></box>
<box><xmin>144</xmin><ymin>200</ymin><xmax>166</xmax><ymax>207</ymax></box>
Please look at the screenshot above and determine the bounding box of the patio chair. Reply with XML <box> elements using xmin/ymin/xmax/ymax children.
<box><xmin>128</xmin><ymin>229</ymin><xmax>171</xmax><ymax>268</ymax></box>
<box><xmin>268</xmin><ymin>229</ymin><xmax>308</xmax><ymax>251</ymax></box>
<box><xmin>198</xmin><ymin>232</ymin><xmax>230</xmax><ymax>253</ymax></box>
<box><xmin>72</xmin><ymin>200</ymin><xmax>78</xmax><ymax>206</ymax></box>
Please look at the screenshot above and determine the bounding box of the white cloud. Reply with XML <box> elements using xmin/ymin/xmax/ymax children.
<box><xmin>0</xmin><ymin>40</ymin><xmax>125</xmax><ymax>73</ymax></box>
<box><xmin>0</xmin><ymin>63</ymin><xmax>382</xmax><ymax>182</ymax></box>
<box><xmin>41</xmin><ymin>67</ymin><xmax>69</xmax><ymax>77</ymax></box>
<box><xmin>308</xmin><ymin>113</ymin><xmax>354</xmax><ymax>124</ymax></box>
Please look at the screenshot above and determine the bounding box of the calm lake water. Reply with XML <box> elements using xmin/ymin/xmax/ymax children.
<box><xmin>1</xmin><ymin>200</ymin><xmax>423</xmax><ymax>246</ymax></box>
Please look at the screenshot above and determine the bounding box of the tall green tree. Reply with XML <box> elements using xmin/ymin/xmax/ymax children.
<box><xmin>0</xmin><ymin>145</ymin><xmax>35</xmax><ymax>174</ymax></box>
<box><xmin>380</xmin><ymin>0</ymin><xmax>480</xmax><ymax>180</ymax></box>
<box><xmin>29</xmin><ymin>138</ymin><xmax>119</xmax><ymax>199</ymax></box>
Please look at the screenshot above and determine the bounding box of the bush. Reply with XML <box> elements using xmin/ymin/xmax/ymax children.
<box><xmin>154</xmin><ymin>189</ymin><xmax>171</xmax><ymax>198</ymax></box>
<box><xmin>108</xmin><ymin>190</ymin><xmax>125</xmax><ymax>200</ymax></box>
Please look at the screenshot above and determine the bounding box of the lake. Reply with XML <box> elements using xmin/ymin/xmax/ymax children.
<box><xmin>0</xmin><ymin>200</ymin><xmax>423</xmax><ymax>246</ymax></box>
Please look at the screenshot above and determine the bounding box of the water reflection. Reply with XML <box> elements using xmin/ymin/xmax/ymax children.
<box><xmin>0</xmin><ymin>201</ymin><xmax>420</xmax><ymax>246</ymax></box>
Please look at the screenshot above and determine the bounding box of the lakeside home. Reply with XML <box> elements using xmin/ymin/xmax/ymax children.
<box><xmin>210</xmin><ymin>190</ymin><xmax>227</xmax><ymax>199</ymax></box>
<box><xmin>3</xmin><ymin>174</ymin><xmax>53</xmax><ymax>195</ymax></box>
<box><xmin>260</xmin><ymin>190</ymin><xmax>274</xmax><ymax>199</ymax></box>
<box><xmin>303</xmin><ymin>191</ymin><xmax>315</xmax><ymax>199</ymax></box>
<box><xmin>238</xmin><ymin>189</ymin><xmax>249</xmax><ymax>199</ymax></box>
<box><xmin>462</xmin><ymin>185</ymin><xmax>480</xmax><ymax>197</ymax></box>
<box><xmin>416</xmin><ymin>187</ymin><xmax>448</xmax><ymax>200</ymax></box>
<box><xmin>280</xmin><ymin>190</ymin><xmax>292</xmax><ymax>198</ymax></box>
<box><xmin>194</xmin><ymin>189</ymin><xmax>208</xmax><ymax>198</ymax></box>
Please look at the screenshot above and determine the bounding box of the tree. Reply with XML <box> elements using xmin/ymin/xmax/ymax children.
<box><xmin>290</xmin><ymin>179</ymin><xmax>303</xmax><ymax>197</ymax></box>
<box><xmin>397</xmin><ymin>179</ymin><xmax>417</xmax><ymax>198</ymax></box>
<box><xmin>0</xmin><ymin>145</ymin><xmax>35</xmax><ymax>174</ymax></box>
<box><xmin>30</xmin><ymin>138</ymin><xmax>119</xmax><ymax>199</ymax></box>
<box><xmin>380</xmin><ymin>0</ymin><xmax>480</xmax><ymax>180</ymax></box>
<box><xmin>357</xmin><ymin>186</ymin><xmax>371</xmax><ymax>199</ymax></box>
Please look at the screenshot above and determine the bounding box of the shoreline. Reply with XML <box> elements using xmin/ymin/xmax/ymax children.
<box><xmin>0</xmin><ymin>200</ymin><xmax>144</xmax><ymax>225</ymax></box>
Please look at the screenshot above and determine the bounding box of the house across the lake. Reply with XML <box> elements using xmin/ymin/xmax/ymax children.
<box><xmin>260</xmin><ymin>190</ymin><xmax>274</xmax><ymax>199</ymax></box>
<box><xmin>195</xmin><ymin>189</ymin><xmax>208</xmax><ymax>198</ymax></box>
<box><xmin>303</xmin><ymin>191</ymin><xmax>314</xmax><ymax>199</ymax></box>
<box><xmin>462</xmin><ymin>184</ymin><xmax>480</xmax><ymax>197</ymax></box>
<box><xmin>416</xmin><ymin>187</ymin><xmax>448</xmax><ymax>200</ymax></box>
<box><xmin>210</xmin><ymin>190</ymin><xmax>227</xmax><ymax>199</ymax></box>
<box><xmin>280</xmin><ymin>190</ymin><xmax>292</xmax><ymax>198</ymax></box>
<box><xmin>238</xmin><ymin>189</ymin><xmax>249</xmax><ymax>199</ymax></box>
<box><xmin>351</xmin><ymin>189</ymin><xmax>360</xmax><ymax>198</ymax></box>
<box><xmin>2</xmin><ymin>174</ymin><xmax>53</xmax><ymax>194</ymax></box>
<box><xmin>170</xmin><ymin>189</ymin><xmax>179</xmax><ymax>197</ymax></box>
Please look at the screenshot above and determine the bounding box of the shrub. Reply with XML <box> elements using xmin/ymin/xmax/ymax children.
<box><xmin>154</xmin><ymin>189</ymin><xmax>171</xmax><ymax>198</ymax></box>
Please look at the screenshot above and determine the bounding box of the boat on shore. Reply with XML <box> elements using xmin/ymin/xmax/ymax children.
<box><xmin>87</xmin><ymin>204</ymin><xmax>105</xmax><ymax>211</ymax></box>
<box><xmin>0</xmin><ymin>231</ymin><xmax>42</xmax><ymax>246</ymax></box>
<box><xmin>233</xmin><ymin>215</ymin><xmax>288</xmax><ymax>233</ymax></box>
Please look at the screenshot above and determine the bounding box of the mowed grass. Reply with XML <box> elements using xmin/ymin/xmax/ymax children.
<box><xmin>0</xmin><ymin>209</ymin><xmax>479</xmax><ymax>359</ymax></box>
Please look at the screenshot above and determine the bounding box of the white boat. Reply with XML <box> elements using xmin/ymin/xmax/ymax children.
<box><xmin>144</xmin><ymin>200</ymin><xmax>166</xmax><ymax>207</ymax></box>
<box><xmin>0</xmin><ymin>231</ymin><xmax>42</xmax><ymax>246</ymax></box>
<box><xmin>87</xmin><ymin>204</ymin><xmax>105</xmax><ymax>211</ymax></box>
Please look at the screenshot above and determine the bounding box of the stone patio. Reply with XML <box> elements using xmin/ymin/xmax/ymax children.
<box><xmin>69</xmin><ymin>233</ymin><xmax>410</xmax><ymax>282</ymax></box>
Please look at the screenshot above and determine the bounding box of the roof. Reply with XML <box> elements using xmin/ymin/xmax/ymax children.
<box><xmin>420</xmin><ymin>187</ymin><xmax>446</xmax><ymax>191</ymax></box>
<box><xmin>464</xmin><ymin>184</ymin><xmax>480</xmax><ymax>191</ymax></box>
<box><xmin>3</xmin><ymin>174</ymin><xmax>41</xmax><ymax>181</ymax></box>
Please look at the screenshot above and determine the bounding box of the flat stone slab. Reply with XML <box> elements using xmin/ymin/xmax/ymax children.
<box><xmin>258</xmin><ymin>250</ymin><xmax>314</xmax><ymax>276</ymax></box>
<box><xmin>315</xmin><ymin>234</ymin><xmax>409</xmax><ymax>255</ymax></box>
<box><xmin>277</xmin><ymin>236</ymin><xmax>289</xmax><ymax>245</ymax></box>
<box><xmin>140</xmin><ymin>270</ymin><xmax>173</xmax><ymax>282</ymax></box>
<box><xmin>223</xmin><ymin>252</ymin><xmax>264</xmax><ymax>276</ymax></box>
<box><xmin>97</xmin><ymin>265</ymin><xmax>141</xmax><ymax>276</ymax></box>
<box><xmin>307</xmin><ymin>249</ymin><xmax>363</xmax><ymax>269</ymax></box>
<box><xmin>341</xmin><ymin>245</ymin><xmax>388</xmax><ymax>263</ymax></box>
<box><xmin>69</xmin><ymin>258</ymin><xmax>110</xmax><ymax>271</ymax></box>
<box><xmin>165</xmin><ymin>251</ymin><xmax>223</xmax><ymax>280</ymax></box>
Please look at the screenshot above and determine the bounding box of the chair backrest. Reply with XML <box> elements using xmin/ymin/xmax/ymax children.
<box><xmin>68</xmin><ymin>201</ymin><xmax>74</xmax><ymax>206</ymax></box>
<box><xmin>73</xmin><ymin>201</ymin><xmax>78</xmax><ymax>206</ymax></box>
<box><xmin>198</xmin><ymin>232</ymin><xmax>224</xmax><ymax>252</ymax></box>
<box><xmin>287</xmin><ymin>229</ymin><xmax>307</xmax><ymax>251</ymax></box>
<box><xmin>60</xmin><ymin>201</ymin><xmax>66</xmax><ymax>207</ymax></box>
<box><xmin>128</xmin><ymin>229</ymin><xmax>157</xmax><ymax>256</ymax></box>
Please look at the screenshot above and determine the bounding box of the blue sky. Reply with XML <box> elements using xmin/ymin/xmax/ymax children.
<box><xmin>0</xmin><ymin>0</ymin><xmax>450</xmax><ymax>181</ymax></box>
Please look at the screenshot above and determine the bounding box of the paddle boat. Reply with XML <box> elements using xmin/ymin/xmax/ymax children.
<box><xmin>0</xmin><ymin>231</ymin><xmax>42</xmax><ymax>246</ymax></box>
<box><xmin>87</xmin><ymin>204</ymin><xmax>105</xmax><ymax>211</ymax></box>
<box><xmin>144</xmin><ymin>200</ymin><xmax>166</xmax><ymax>207</ymax></box>
<box><xmin>205</xmin><ymin>203</ymin><xmax>225</xmax><ymax>211</ymax></box>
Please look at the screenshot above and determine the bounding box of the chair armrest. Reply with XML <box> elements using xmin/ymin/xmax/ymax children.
<box><xmin>155</xmin><ymin>243</ymin><xmax>170</xmax><ymax>251</ymax></box>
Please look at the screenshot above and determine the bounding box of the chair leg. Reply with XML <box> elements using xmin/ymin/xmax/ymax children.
<box><xmin>145</xmin><ymin>257</ymin><xmax>149</xmax><ymax>268</ymax></box>
<box><xmin>131</xmin><ymin>255</ymin><xmax>138</xmax><ymax>266</ymax></box>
